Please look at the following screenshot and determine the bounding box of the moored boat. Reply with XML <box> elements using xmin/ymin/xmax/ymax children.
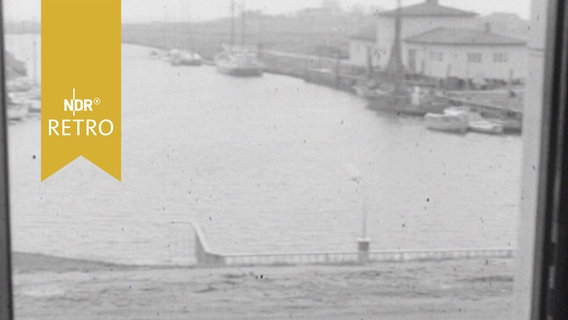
<box><xmin>367</xmin><ymin>87</ymin><xmax>448</xmax><ymax>116</ymax></box>
<box><xmin>425</xmin><ymin>112</ymin><xmax>468</xmax><ymax>133</ymax></box>
<box><xmin>11</xmin><ymin>85</ymin><xmax>40</xmax><ymax>101</ymax></box>
<box><xmin>7</xmin><ymin>101</ymin><xmax>29</xmax><ymax>121</ymax></box>
<box><xmin>469</xmin><ymin>120</ymin><xmax>505</xmax><ymax>134</ymax></box>
<box><xmin>7</xmin><ymin>77</ymin><xmax>34</xmax><ymax>92</ymax></box>
<box><xmin>362</xmin><ymin>1</ymin><xmax>447</xmax><ymax>116</ymax></box>
<box><xmin>170</xmin><ymin>50</ymin><xmax>202</xmax><ymax>66</ymax></box>
<box><xmin>487</xmin><ymin>118</ymin><xmax>522</xmax><ymax>133</ymax></box>
<box><xmin>354</xmin><ymin>79</ymin><xmax>391</xmax><ymax>99</ymax></box>
<box><xmin>216</xmin><ymin>0</ymin><xmax>263</xmax><ymax>77</ymax></box>
<box><xmin>10</xmin><ymin>86</ymin><xmax>41</xmax><ymax>114</ymax></box>
<box><xmin>443</xmin><ymin>106</ymin><xmax>483</xmax><ymax>122</ymax></box>
<box><xmin>28</xmin><ymin>100</ymin><xmax>41</xmax><ymax>113</ymax></box>
<box><xmin>149</xmin><ymin>50</ymin><xmax>160</xmax><ymax>59</ymax></box>
<box><xmin>215</xmin><ymin>48</ymin><xmax>263</xmax><ymax>77</ymax></box>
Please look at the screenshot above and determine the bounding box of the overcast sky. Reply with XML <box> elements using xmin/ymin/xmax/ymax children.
<box><xmin>4</xmin><ymin>0</ymin><xmax>531</xmax><ymax>23</ymax></box>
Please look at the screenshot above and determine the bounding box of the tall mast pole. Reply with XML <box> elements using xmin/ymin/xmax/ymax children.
<box><xmin>33</xmin><ymin>33</ymin><xmax>38</xmax><ymax>84</ymax></box>
<box><xmin>386</xmin><ymin>0</ymin><xmax>404</xmax><ymax>82</ymax></box>
<box><xmin>241</xmin><ymin>2</ymin><xmax>246</xmax><ymax>47</ymax></box>
<box><xmin>187</xmin><ymin>0</ymin><xmax>192</xmax><ymax>50</ymax></box>
<box><xmin>230</xmin><ymin>0</ymin><xmax>236</xmax><ymax>47</ymax></box>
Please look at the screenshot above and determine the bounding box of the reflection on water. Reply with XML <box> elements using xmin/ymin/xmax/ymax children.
<box><xmin>6</xmin><ymin>35</ymin><xmax>521</xmax><ymax>265</ymax></box>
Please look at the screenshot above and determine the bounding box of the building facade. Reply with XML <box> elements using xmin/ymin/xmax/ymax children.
<box><xmin>349</xmin><ymin>26</ymin><xmax>380</xmax><ymax>68</ymax></box>
<box><xmin>374</xmin><ymin>0</ymin><xmax>477</xmax><ymax>69</ymax></box>
<box><xmin>404</xmin><ymin>27</ymin><xmax>527</xmax><ymax>82</ymax></box>
<box><xmin>348</xmin><ymin>0</ymin><xmax>528</xmax><ymax>83</ymax></box>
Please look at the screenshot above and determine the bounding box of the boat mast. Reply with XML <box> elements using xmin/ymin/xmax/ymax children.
<box><xmin>386</xmin><ymin>0</ymin><xmax>404</xmax><ymax>85</ymax></box>
<box><xmin>241</xmin><ymin>2</ymin><xmax>246</xmax><ymax>47</ymax></box>
<box><xmin>32</xmin><ymin>14</ymin><xmax>38</xmax><ymax>84</ymax></box>
<box><xmin>187</xmin><ymin>0</ymin><xmax>192</xmax><ymax>51</ymax></box>
<box><xmin>230</xmin><ymin>0</ymin><xmax>237</xmax><ymax>48</ymax></box>
<box><xmin>32</xmin><ymin>36</ymin><xmax>38</xmax><ymax>85</ymax></box>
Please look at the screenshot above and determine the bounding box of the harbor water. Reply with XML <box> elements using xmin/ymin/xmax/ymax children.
<box><xmin>6</xmin><ymin>35</ymin><xmax>521</xmax><ymax>265</ymax></box>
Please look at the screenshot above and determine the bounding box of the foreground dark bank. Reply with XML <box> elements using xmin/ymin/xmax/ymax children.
<box><xmin>11</xmin><ymin>252</ymin><xmax>514</xmax><ymax>319</ymax></box>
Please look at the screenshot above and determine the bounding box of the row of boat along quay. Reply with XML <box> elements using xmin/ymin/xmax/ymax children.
<box><xmin>4</xmin><ymin>33</ymin><xmax>522</xmax><ymax>266</ymax></box>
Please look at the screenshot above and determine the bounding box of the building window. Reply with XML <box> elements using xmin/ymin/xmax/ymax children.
<box><xmin>372</xmin><ymin>47</ymin><xmax>382</xmax><ymax>60</ymax></box>
<box><xmin>467</xmin><ymin>53</ymin><xmax>482</xmax><ymax>63</ymax></box>
<box><xmin>429</xmin><ymin>51</ymin><xmax>443</xmax><ymax>62</ymax></box>
<box><xmin>494</xmin><ymin>53</ymin><xmax>508</xmax><ymax>63</ymax></box>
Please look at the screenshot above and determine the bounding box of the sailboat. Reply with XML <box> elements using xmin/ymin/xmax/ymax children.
<box><xmin>7</xmin><ymin>93</ymin><xmax>29</xmax><ymax>121</ymax></box>
<box><xmin>169</xmin><ymin>2</ymin><xmax>202</xmax><ymax>67</ymax></box>
<box><xmin>170</xmin><ymin>49</ymin><xmax>202</xmax><ymax>66</ymax></box>
<box><xmin>363</xmin><ymin>0</ymin><xmax>447</xmax><ymax>115</ymax></box>
<box><xmin>9</xmin><ymin>35</ymin><xmax>40</xmax><ymax>115</ymax></box>
<box><xmin>215</xmin><ymin>0</ymin><xmax>263</xmax><ymax>77</ymax></box>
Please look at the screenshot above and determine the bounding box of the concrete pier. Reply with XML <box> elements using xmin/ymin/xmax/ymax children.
<box><xmin>190</xmin><ymin>222</ymin><xmax>513</xmax><ymax>268</ymax></box>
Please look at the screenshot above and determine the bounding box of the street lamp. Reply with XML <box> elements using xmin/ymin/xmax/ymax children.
<box><xmin>345</xmin><ymin>163</ymin><xmax>371</xmax><ymax>264</ymax></box>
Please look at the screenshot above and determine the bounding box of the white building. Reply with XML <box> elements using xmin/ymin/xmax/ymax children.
<box><xmin>404</xmin><ymin>27</ymin><xmax>527</xmax><ymax>82</ymax></box>
<box><xmin>374</xmin><ymin>0</ymin><xmax>477</xmax><ymax>69</ymax></box>
<box><xmin>349</xmin><ymin>25</ymin><xmax>379</xmax><ymax>69</ymax></box>
<box><xmin>348</xmin><ymin>0</ymin><xmax>528</xmax><ymax>83</ymax></box>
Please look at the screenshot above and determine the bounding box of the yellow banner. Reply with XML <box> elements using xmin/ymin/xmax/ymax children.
<box><xmin>42</xmin><ymin>0</ymin><xmax>121</xmax><ymax>181</ymax></box>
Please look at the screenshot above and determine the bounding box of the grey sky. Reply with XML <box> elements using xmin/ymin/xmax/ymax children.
<box><xmin>5</xmin><ymin>0</ymin><xmax>531</xmax><ymax>23</ymax></box>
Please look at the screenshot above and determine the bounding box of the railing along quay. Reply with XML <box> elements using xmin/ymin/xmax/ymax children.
<box><xmin>190</xmin><ymin>222</ymin><xmax>514</xmax><ymax>267</ymax></box>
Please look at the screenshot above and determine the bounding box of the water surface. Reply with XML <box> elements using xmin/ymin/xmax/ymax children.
<box><xmin>6</xmin><ymin>35</ymin><xmax>521</xmax><ymax>265</ymax></box>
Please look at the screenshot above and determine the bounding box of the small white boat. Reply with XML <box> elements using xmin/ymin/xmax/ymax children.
<box><xmin>7</xmin><ymin>101</ymin><xmax>29</xmax><ymax>120</ymax></box>
<box><xmin>10</xmin><ymin>87</ymin><xmax>41</xmax><ymax>114</ymax></box>
<box><xmin>425</xmin><ymin>112</ymin><xmax>468</xmax><ymax>133</ymax></box>
<box><xmin>216</xmin><ymin>1</ymin><xmax>263</xmax><ymax>77</ymax></box>
<box><xmin>216</xmin><ymin>48</ymin><xmax>263</xmax><ymax>77</ymax></box>
<box><xmin>469</xmin><ymin>120</ymin><xmax>505</xmax><ymax>134</ymax></box>
<box><xmin>7</xmin><ymin>78</ymin><xmax>34</xmax><ymax>92</ymax></box>
<box><xmin>353</xmin><ymin>83</ymin><xmax>391</xmax><ymax>99</ymax></box>
<box><xmin>443</xmin><ymin>106</ymin><xmax>483</xmax><ymax>122</ymax></box>
<box><xmin>12</xmin><ymin>86</ymin><xmax>40</xmax><ymax>101</ymax></box>
<box><xmin>149</xmin><ymin>50</ymin><xmax>160</xmax><ymax>59</ymax></box>
<box><xmin>488</xmin><ymin>118</ymin><xmax>522</xmax><ymax>133</ymax></box>
<box><xmin>28</xmin><ymin>100</ymin><xmax>41</xmax><ymax>113</ymax></box>
<box><xmin>170</xmin><ymin>50</ymin><xmax>202</xmax><ymax>66</ymax></box>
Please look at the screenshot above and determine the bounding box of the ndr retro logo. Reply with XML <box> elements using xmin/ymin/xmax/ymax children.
<box><xmin>48</xmin><ymin>88</ymin><xmax>114</xmax><ymax>137</ymax></box>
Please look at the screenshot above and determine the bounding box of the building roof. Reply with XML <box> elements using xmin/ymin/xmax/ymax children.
<box><xmin>378</xmin><ymin>0</ymin><xmax>477</xmax><ymax>18</ymax></box>
<box><xmin>476</xmin><ymin>13</ymin><xmax>531</xmax><ymax>41</ymax></box>
<box><xmin>404</xmin><ymin>27</ymin><xmax>527</xmax><ymax>46</ymax></box>
<box><xmin>350</xmin><ymin>25</ymin><xmax>376</xmax><ymax>41</ymax></box>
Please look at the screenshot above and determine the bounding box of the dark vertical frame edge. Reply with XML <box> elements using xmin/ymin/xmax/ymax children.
<box><xmin>533</xmin><ymin>0</ymin><xmax>568</xmax><ymax>318</ymax></box>
<box><xmin>0</xmin><ymin>0</ymin><xmax>13</xmax><ymax>319</ymax></box>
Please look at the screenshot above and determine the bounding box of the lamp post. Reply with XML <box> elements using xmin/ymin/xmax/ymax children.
<box><xmin>346</xmin><ymin>164</ymin><xmax>370</xmax><ymax>264</ymax></box>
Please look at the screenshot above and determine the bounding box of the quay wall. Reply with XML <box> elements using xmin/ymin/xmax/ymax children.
<box><xmin>260</xmin><ymin>51</ymin><xmax>524</xmax><ymax>119</ymax></box>
<box><xmin>259</xmin><ymin>50</ymin><xmax>367</xmax><ymax>92</ymax></box>
<box><xmin>190</xmin><ymin>222</ymin><xmax>514</xmax><ymax>268</ymax></box>
<box><xmin>122</xmin><ymin>36</ymin><xmax>524</xmax><ymax>118</ymax></box>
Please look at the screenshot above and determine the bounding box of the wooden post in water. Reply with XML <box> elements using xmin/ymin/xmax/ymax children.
<box><xmin>366</xmin><ymin>45</ymin><xmax>373</xmax><ymax>79</ymax></box>
<box><xmin>358</xmin><ymin>238</ymin><xmax>370</xmax><ymax>264</ymax></box>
